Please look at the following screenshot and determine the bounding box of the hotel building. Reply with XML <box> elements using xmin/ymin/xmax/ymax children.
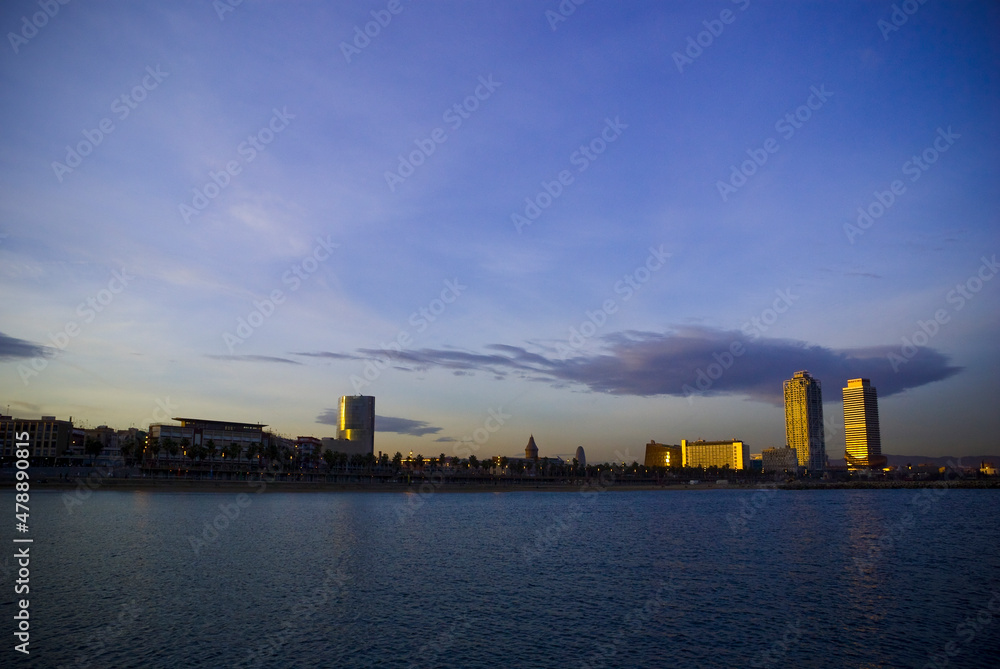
<box><xmin>783</xmin><ymin>370</ymin><xmax>826</xmax><ymax>470</ymax></box>
<box><xmin>644</xmin><ymin>440</ymin><xmax>682</xmax><ymax>468</ymax></box>
<box><xmin>681</xmin><ymin>439</ymin><xmax>749</xmax><ymax>470</ymax></box>
<box><xmin>842</xmin><ymin>378</ymin><xmax>886</xmax><ymax>470</ymax></box>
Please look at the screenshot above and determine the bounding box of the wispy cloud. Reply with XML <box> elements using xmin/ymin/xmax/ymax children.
<box><xmin>0</xmin><ymin>332</ymin><xmax>48</xmax><ymax>360</ymax></box>
<box><xmin>316</xmin><ymin>409</ymin><xmax>338</xmax><ymax>426</ymax></box>
<box><xmin>376</xmin><ymin>415</ymin><xmax>443</xmax><ymax>437</ymax></box>
<box><xmin>206</xmin><ymin>355</ymin><xmax>302</xmax><ymax>365</ymax></box>
<box><xmin>291</xmin><ymin>351</ymin><xmax>362</xmax><ymax>361</ymax></box>
<box><xmin>313</xmin><ymin>410</ymin><xmax>443</xmax><ymax>437</ymax></box>
<box><xmin>298</xmin><ymin>327</ymin><xmax>961</xmax><ymax>403</ymax></box>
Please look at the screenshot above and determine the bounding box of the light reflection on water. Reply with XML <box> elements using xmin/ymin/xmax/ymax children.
<box><xmin>7</xmin><ymin>489</ymin><xmax>1000</xmax><ymax>668</ymax></box>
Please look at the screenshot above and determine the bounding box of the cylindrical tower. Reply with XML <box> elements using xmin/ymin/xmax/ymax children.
<box><xmin>338</xmin><ymin>395</ymin><xmax>375</xmax><ymax>455</ymax></box>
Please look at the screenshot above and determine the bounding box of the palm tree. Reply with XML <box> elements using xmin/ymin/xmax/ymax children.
<box><xmin>167</xmin><ymin>440</ymin><xmax>179</xmax><ymax>468</ymax></box>
<box><xmin>148</xmin><ymin>438</ymin><xmax>161</xmax><ymax>466</ymax></box>
<box><xmin>322</xmin><ymin>449</ymin><xmax>335</xmax><ymax>472</ymax></box>
<box><xmin>119</xmin><ymin>436</ymin><xmax>133</xmax><ymax>465</ymax></box>
<box><xmin>222</xmin><ymin>442</ymin><xmax>238</xmax><ymax>468</ymax></box>
<box><xmin>162</xmin><ymin>436</ymin><xmax>176</xmax><ymax>464</ymax></box>
<box><xmin>85</xmin><ymin>437</ymin><xmax>103</xmax><ymax>465</ymax></box>
<box><xmin>206</xmin><ymin>439</ymin><xmax>217</xmax><ymax>465</ymax></box>
<box><xmin>245</xmin><ymin>443</ymin><xmax>258</xmax><ymax>469</ymax></box>
<box><xmin>134</xmin><ymin>436</ymin><xmax>148</xmax><ymax>466</ymax></box>
<box><xmin>265</xmin><ymin>442</ymin><xmax>279</xmax><ymax>468</ymax></box>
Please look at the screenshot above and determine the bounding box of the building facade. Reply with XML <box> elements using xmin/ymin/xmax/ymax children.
<box><xmin>295</xmin><ymin>436</ymin><xmax>324</xmax><ymax>457</ymax></box>
<box><xmin>321</xmin><ymin>436</ymin><xmax>370</xmax><ymax>456</ymax></box>
<box><xmin>681</xmin><ymin>439</ymin><xmax>749</xmax><ymax>470</ymax></box>
<box><xmin>0</xmin><ymin>415</ymin><xmax>73</xmax><ymax>460</ymax></box>
<box><xmin>783</xmin><ymin>370</ymin><xmax>826</xmax><ymax>470</ymax></box>
<box><xmin>337</xmin><ymin>395</ymin><xmax>375</xmax><ymax>455</ymax></box>
<box><xmin>84</xmin><ymin>425</ymin><xmax>128</xmax><ymax>466</ymax></box>
<box><xmin>644</xmin><ymin>440</ymin><xmax>682</xmax><ymax>468</ymax></box>
<box><xmin>148</xmin><ymin>417</ymin><xmax>267</xmax><ymax>463</ymax></box>
<box><xmin>761</xmin><ymin>446</ymin><xmax>799</xmax><ymax>473</ymax></box>
<box><xmin>843</xmin><ymin>378</ymin><xmax>886</xmax><ymax>470</ymax></box>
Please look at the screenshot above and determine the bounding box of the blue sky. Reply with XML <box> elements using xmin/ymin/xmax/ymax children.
<box><xmin>1</xmin><ymin>0</ymin><xmax>998</xmax><ymax>462</ymax></box>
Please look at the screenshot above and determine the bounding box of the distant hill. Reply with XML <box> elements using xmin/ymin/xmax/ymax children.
<box><xmin>826</xmin><ymin>454</ymin><xmax>999</xmax><ymax>468</ymax></box>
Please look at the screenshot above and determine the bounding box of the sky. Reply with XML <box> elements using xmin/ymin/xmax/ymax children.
<box><xmin>1</xmin><ymin>0</ymin><xmax>998</xmax><ymax>463</ymax></box>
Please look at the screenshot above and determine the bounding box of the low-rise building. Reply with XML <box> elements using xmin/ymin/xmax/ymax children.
<box><xmin>644</xmin><ymin>440</ymin><xmax>682</xmax><ymax>468</ymax></box>
<box><xmin>761</xmin><ymin>446</ymin><xmax>799</xmax><ymax>473</ymax></box>
<box><xmin>85</xmin><ymin>425</ymin><xmax>125</xmax><ymax>466</ymax></box>
<box><xmin>681</xmin><ymin>438</ymin><xmax>749</xmax><ymax>470</ymax></box>
<box><xmin>295</xmin><ymin>436</ymin><xmax>324</xmax><ymax>456</ymax></box>
<box><xmin>0</xmin><ymin>415</ymin><xmax>73</xmax><ymax>460</ymax></box>
<box><xmin>148</xmin><ymin>417</ymin><xmax>267</xmax><ymax>463</ymax></box>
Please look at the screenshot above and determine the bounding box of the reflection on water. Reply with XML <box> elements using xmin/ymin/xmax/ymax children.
<box><xmin>9</xmin><ymin>489</ymin><xmax>1000</xmax><ymax>668</ymax></box>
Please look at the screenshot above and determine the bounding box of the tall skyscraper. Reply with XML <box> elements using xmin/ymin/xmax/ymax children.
<box><xmin>783</xmin><ymin>370</ymin><xmax>826</xmax><ymax>470</ymax></box>
<box><xmin>337</xmin><ymin>395</ymin><xmax>375</xmax><ymax>455</ymax></box>
<box><xmin>842</xmin><ymin>378</ymin><xmax>886</xmax><ymax>470</ymax></box>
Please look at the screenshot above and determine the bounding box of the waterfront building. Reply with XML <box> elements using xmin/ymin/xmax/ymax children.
<box><xmin>575</xmin><ymin>446</ymin><xmax>586</xmax><ymax>468</ymax></box>
<box><xmin>148</xmin><ymin>417</ymin><xmax>267</xmax><ymax>464</ymax></box>
<box><xmin>337</xmin><ymin>395</ymin><xmax>375</xmax><ymax>455</ymax></box>
<box><xmin>761</xmin><ymin>446</ymin><xmax>799</xmax><ymax>473</ymax></box>
<box><xmin>783</xmin><ymin>370</ymin><xmax>826</xmax><ymax>470</ymax></box>
<box><xmin>0</xmin><ymin>415</ymin><xmax>73</xmax><ymax>460</ymax></box>
<box><xmin>85</xmin><ymin>425</ymin><xmax>126</xmax><ymax>466</ymax></box>
<box><xmin>295</xmin><ymin>436</ymin><xmax>324</xmax><ymax>457</ymax></box>
<box><xmin>681</xmin><ymin>439</ymin><xmax>749</xmax><ymax>470</ymax></box>
<box><xmin>644</xmin><ymin>440</ymin><xmax>682</xmax><ymax>468</ymax></box>
<box><xmin>842</xmin><ymin>378</ymin><xmax>886</xmax><ymax>470</ymax></box>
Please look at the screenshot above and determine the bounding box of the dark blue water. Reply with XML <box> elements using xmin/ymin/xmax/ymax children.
<box><xmin>3</xmin><ymin>488</ymin><xmax>999</xmax><ymax>668</ymax></box>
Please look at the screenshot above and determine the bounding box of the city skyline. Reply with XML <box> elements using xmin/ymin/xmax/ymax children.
<box><xmin>1</xmin><ymin>2</ymin><xmax>998</xmax><ymax>463</ymax></box>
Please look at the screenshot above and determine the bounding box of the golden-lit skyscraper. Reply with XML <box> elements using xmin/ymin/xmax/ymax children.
<box><xmin>842</xmin><ymin>378</ymin><xmax>886</xmax><ymax>470</ymax></box>
<box><xmin>783</xmin><ymin>370</ymin><xmax>826</xmax><ymax>470</ymax></box>
<box><xmin>337</xmin><ymin>395</ymin><xmax>375</xmax><ymax>454</ymax></box>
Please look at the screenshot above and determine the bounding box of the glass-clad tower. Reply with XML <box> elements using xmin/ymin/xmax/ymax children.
<box><xmin>842</xmin><ymin>378</ymin><xmax>885</xmax><ymax>470</ymax></box>
<box><xmin>338</xmin><ymin>395</ymin><xmax>375</xmax><ymax>454</ymax></box>
<box><xmin>783</xmin><ymin>371</ymin><xmax>826</xmax><ymax>470</ymax></box>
